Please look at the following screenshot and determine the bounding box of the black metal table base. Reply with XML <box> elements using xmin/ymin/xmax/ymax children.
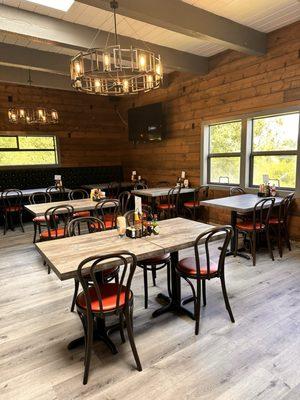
<box><xmin>68</xmin><ymin>329</ymin><xmax>118</xmax><ymax>354</ymax></box>
<box><xmin>152</xmin><ymin>292</ymin><xmax>195</xmax><ymax>320</ymax></box>
<box><xmin>223</xmin><ymin>248</ymin><xmax>251</xmax><ymax>260</ymax></box>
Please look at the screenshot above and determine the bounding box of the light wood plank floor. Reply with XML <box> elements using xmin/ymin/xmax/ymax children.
<box><xmin>0</xmin><ymin>223</ymin><xmax>299</xmax><ymax>400</ymax></box>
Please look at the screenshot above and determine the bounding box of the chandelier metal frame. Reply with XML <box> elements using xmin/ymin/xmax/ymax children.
<box><xmin>70</xmin><ymin>1</ymin><xmax>163</xmax><ymax>96</ymax></box>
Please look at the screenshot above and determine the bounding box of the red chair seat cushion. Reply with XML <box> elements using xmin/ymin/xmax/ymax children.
<box><xmin>184</xmin><ymin>201</ymin><xmax>199</xmax><ymax>208</ymax></box>
<box><xmin>269</xmin><ymin>217</ymin><xmax>283</xmax><ymax>225</ymax></box>
<box><xmin>157</xmin><ymin>203</ymin><xmax>175</xmax><ymax>210</ymax></box>
<box><xmin>40</xmin><ymin>228</ymin><xmax>66</xmax><ymax>239</ymax></box>
<box><xmin>33</xmin><ymin>215</ymin><xmax>58</xmax><ymax>223</ymax></box>
<box><xmin>142</xmin><ymin>253</ymin><xmax>171</xmax><ymax>264</ymax></box>
<box><xmin>177</xmin><ymin>257</ymin><xmax>218</xmax><ymax>276</ymax></box>
<box><xmin>76</xmin><ymin>283</ymin><xmax>131</xmax><ymax>312</ymax></box>
<box><xmin>4</xmin><ymin>205</ymin><xmax>22</xmax><ymax>212</ymax></box>
<box><xmin>236</xmin><ymin>222</ymin><xmax>265</xmax><ymax>231</ymax></box>
<box><xmin>73</xmin><ymin>211</ymin><xmax>91</xmax><ymax>218</ymax></box>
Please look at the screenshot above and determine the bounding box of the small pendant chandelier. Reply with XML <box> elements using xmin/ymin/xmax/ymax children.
<box><xmin>8</xmin><ymin>108</ymin><xmax>59</xmax><ymax>125</ymax></box>
<box><xmin>70</xmin><ymin>0</ymin><xmax>163</xmax><ymax>96</ymax></box>
<box><xmin>8</xmin><ymin>70</ymin><xmax>59</xmax><ymax>125</ymax></box>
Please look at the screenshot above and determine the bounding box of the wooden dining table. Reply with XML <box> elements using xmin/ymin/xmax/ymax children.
<box><xmin>25</xmin><ymin>198</ymin><xmax>115</xmax><ymax>217</ymax></box>
<box><xmin>200</xmin><ymin>194</ymin><xmax>283</xmax><ymax>258</ymax></box>
<box><xmin>0</xmin><ymin>187</ymin><xmax>70</xmax><ymax>198</ymax></box>
<box><xmin>36</xmin><ymin>217</ymin><xmax>222</xmax><ymax>311</ymax></box>
<box><xmin>131</xmin><ymin>187</ymin><xmax>195</xmax><ymax>209</ymax></box>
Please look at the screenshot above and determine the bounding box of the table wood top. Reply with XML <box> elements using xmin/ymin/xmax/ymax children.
<box><xmin>200</xmin><ymin>194</ymin><xmax>283</xmax><ymax>212</ymax></box>
<box><xmin>0</xmin><ymin>187</ymin><xmax>70</xmax><ymax>198</ymax></box>
<box><xmin>82</xmin><ymin>182</ymin><xmax>134</xmax><ymax>190</ymax></box>
<box><xmin>132</xmin><ymin>187</ymin><xmax>195</xmax><ymax>197</ymax></box>
<box><xmin>35</xmin><ymin>217</ymin><xmax>218</xmax><ymax>281</ymax></box>
<box><xmin>25</xmin><ymin>198</ymin><xmax>114</xmax><ymax>217</ymax></box>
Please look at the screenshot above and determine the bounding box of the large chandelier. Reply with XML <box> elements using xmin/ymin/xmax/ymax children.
<box><xmin>8</xmin><ymin>108</ymin><xmax>59</xmax><ymax>125</ymax></box>
<box><xmin>70</xmin><ymin>0</ymin><xmax>163</xmax><ymax>96</ymax></box>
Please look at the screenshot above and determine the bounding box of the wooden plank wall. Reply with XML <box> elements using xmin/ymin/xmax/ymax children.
<box><xmin>120</xmin><ymin>21</ymin><xmax>300</xmax><ymax>239</ymax></box>
<box><xmin>0</xmin><ymin>83</ymin><xmax>125</xmax><ymax>167</ymax></box>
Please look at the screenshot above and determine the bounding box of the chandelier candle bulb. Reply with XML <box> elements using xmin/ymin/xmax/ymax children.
<box><xmin>94</xmin><ymin>79</ymin><xmax>101</xmax><ymax>93</ymax></box>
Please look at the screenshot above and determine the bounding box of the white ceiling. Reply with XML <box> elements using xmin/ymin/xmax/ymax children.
<box><xmin>0</xmin><ymin>0</ymin><xmax>299</xmax><ymax>58</ymax></box>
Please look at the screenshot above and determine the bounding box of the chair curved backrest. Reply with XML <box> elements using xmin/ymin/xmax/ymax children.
<box><xmin>194</xmin><ymin>185</ymin><xmax>209</xmax><ymax>203</ymax></box>
<box><xmin>94</xmin><ymin>199</ymin><xmax>119</xmax><ymax>229</ymax></box>
<box><xmin>67</xmin><ymin>216</ymin><xmax>105</xmax><ymax>237</ymax></box>
<box><xmin>134</xmin><ymin>183</ymin><xmax>148</xmax><ymax>190</ymax></box>
<box><xmin>77</xmin><ymin>251</ymin><xmax>137</xmax><ymax>315</ymax></box>
<box><xmin>230</xmin><ymin>187</ymin><xmax>245</xmax><ymax>196</ymax></box>
<box><xmin>107</xmin><ymin>182</ymin><xmax>120</xmax><ymax>199</ymax></box>
<box><xmin>68</xmin><ymin>189</ymin><xmax>89</xmax><ymax>200</ymax></box>
<box><xmin>29</xmin><ymin>191</ymin><xmax>51</xmax><ymax>205</ymax></box>
<box><xmin>124</xmin><ymin>208</ymin><xmax>150</xmax><ymax>226</ymax></box>
<box><xmin>167</xmin><ymin>186</ymin><xmax>181</xmax><ymax>213</ymax></box>
<box><xmin>44</xmin><ymin>204</ymin><xmax>74</xmax><ymax>239</ymax></box>
<box><xmin>253</xmin><ymin>197</ymin><xmax>275</xmax><ymax>230</ymax></box>
<box><xmin>46</xmin><ymin>186</ymin><xmax>65</xmax><ymax>201</ymax></box>
<box><xmin>118</xmin><ymin>191</ymin><xmax>131</xmax><ymax>215</ymax></box>
<box><xmin>193</xmin><ymin>225</ymin><xmax>233</xmax><ymax>277</ymax></box>
<box><xmin>1</xmin><ymin>189</ymin><xmax>23</xmax><ymax>210</ymax></box>
<box><xmin>279</xmin><ymin>192</ymin><xmax>295</xmax><ymax>223</ymax></box>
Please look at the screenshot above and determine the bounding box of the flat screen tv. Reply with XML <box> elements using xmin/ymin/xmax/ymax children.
<box><xmin>128</xmin><ymin>102</ymin><xmax>165</xmax><ymax>143</ymax></box>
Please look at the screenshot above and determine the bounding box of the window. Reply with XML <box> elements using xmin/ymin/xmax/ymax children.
<box><xmin>208</xmin><ymin>121</ymin><xmax>242</xmax><ymax>185</ymax></box>
<box><xmin>0</xmin><ymin>135</ymin><xmax>58</xmax><ymax>167</ymax></box>
<box><xmin>250</xmin><ymin>113</ymin><xmax>299</xmax><ymax>189</ymax></box>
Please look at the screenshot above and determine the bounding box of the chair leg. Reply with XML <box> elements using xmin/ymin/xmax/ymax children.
<box><xmin>3</xmin><ymin>214</ymin><xmax>7</xmax><ymax>235</ymax></box>
<box><xmin>278</xmin><ymin>225</ymin><xmax>283</xmax><ymax>258</ymax></box>
<box><xmin>167</xmin><ymin>262</ymin><xmax>172</xmax><ymax>298</ymax></box>
<box><xmin>124</xmin><ymin>306</ymin><xmax>142</xmax><ymax>371</ymax></box>
<box><xmin>252</xmin><ymin>231</ymin><xmax>256</xmax><ymax>266</ymax></box>
<box><xmin>47</xmin><ymin>264</ymin><xmax>51</xmax><ymax>274</ymax></box>
<box><xmin>220</xmin><ymin>275</ymin><xmax>235</xmax><ymax>323</ymax></box>
<box><xmin>151</xmin><ymin>266</ymin><xmax>156</xmax><ymax>286</ymax></box>
<box><xmin>83</xmin><ymin>313</ymin><xmax>93</xmax><ymax>385</ymax></box>
<box><xmin>202</xmin><ymin>280</ymin><xmax>206</xmax><ymax>306</ymax></box>
<box><xmin>234</xmin><ymin>228</ymin><xmax>238</xmax><ymax>257</ymax></box>
<box><xmin>283</xmin><ymin>224</ymin><xmax>292</xmax><ymax>251</ymax></box>
<box><xmin>266</xmin><ymin>229</ymin><xmax>274</xmax><ymax>262</ymax></box>
<box><xmin>143</xmin><ymin>267</ymin><xmax>148</xmax><ymax>309</ymax></box>
<box><xmin>71</xmin><ymin>279</ymin><xmax>79</xmax><ymax>312</ymax></box>
<box><xmin>33</xmin><ymin>222</ymin><xmax>37</xmax><ymax>243</ymax></box>
<box><xmin>119</xmin><ymin>313</ymin><xmax>126</xmax><ymax>343</ymax></box>
<box><xmin>195</xmin><ymin>280</ymin><xmax>201</xmax><ymax>335</ymax></box>
<box><xmin>19</xmin><ymin>212</ymin><xmax>25</xmax><ymax>232</ymax></box>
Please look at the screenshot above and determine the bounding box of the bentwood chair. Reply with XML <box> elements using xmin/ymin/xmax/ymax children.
<box><xmin>107</xmin><ymin>182</ymin><xmax>121</xmax><ymax>199</ymax></box>
<box><xmin>1</xmin><ymin>189</ymin><xmax>24</xmax><ymax>234</ymax></box>
<box><xmin>176</xmin><ymin>226</ymin><xmax>234</xmax><ymax>335</ymax></box>
<box><xmin>118</xmin><ymin>191</ymin><xmax>131</xmax><ymax>215</ymax></box>
<box><xmin>269</xmin><ymin>192</ymin><xmax>295</xmax><ymax>257</ymax></box>
<box><xmin>125</xmin><ymin>210</ymin><xmax>171</xmax><ymax>309</ymax></box>
<box><xmin>39</xmin><ymin>205</ymin><xmax>74</xmax><ymax>241</ymax></box>
<box><xmin>29</xmin><ymin>192</ymin><xmax>52</xmax><ymax>243</ymax></box>
<box><xmin>75</xmin><ymin>251</ymin><xmax>142</xmax><ymax>384</ymax></box>
<box><xmin>234</xmin><ymin>197</ymin><xmax>275</xmax><ymax>266</ymax></box>
<box><xmin>229</xmin><ymin>187</ymin><xmax>245</xmax><ymax>196</ymax></box>
<box><xmin>67</xmin><ymin>217</ymin><xmax>120</xmax><ymax>312</ymax></box>
<box><xmin>94</xmin><ymin>199</ymin><xmax>119</xmax><ymax>229</ymax></box>
<box><xmin>157</xmin><ymin>186</ymin><xmax>181</xmax><ymax>219</ymax></box>
<box><xmin>229</xmin><ymin>187</ymin><xmax>249</xmax><ymax>222</ymax></box>
<box><xmin>134</xmin><ymin>183</ymin><xmax>148</xmax><ymax>190</ymax></box>
<box><xmin>68</xmin><ymin>189</ymin><xmax>90</xmax><ymax>218</ymax></box>
<box><xmin>183</xmin><ymin>185</ymin><xmax>209</xmax><ymax>220</ymax></box>
<box><xmin>46</xmin><ymin>186</ymin><xmax>65</xmax><ymax>201</ymax></box>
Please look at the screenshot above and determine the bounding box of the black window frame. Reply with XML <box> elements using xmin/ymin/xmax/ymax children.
<box><xmin>207</xmin><ymin>120</ymin><xmax>242</xmax><ymax>186</ymax></box>
<box><xmin>249</xmin><ymin>112</ymin><xmax>299</xmax><ymax>190</ymax></box>
<box><xmin>0</xmin><ymin>135</ymin><xmax>59</xmax><ymax>167</ymax></box>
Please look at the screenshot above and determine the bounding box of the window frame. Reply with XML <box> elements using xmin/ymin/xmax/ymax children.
<box><xmin>0</xmin><ymin>133</ymin><xmax>60</xmax><ymax>169</ymax></box>
<box><xmin>201</xmin><ymin>106</ymin><xmax>300</xmax><ymax>194</ymax></box>
<box><xmin>207</xmin><ymin>120</ymin><xmax>242</xmax><ymax>186</ymax></box>
<box><xmin>249</xmin><ymin>113</ymin><xmax>299</xmax><ymax>190</ymax></box>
